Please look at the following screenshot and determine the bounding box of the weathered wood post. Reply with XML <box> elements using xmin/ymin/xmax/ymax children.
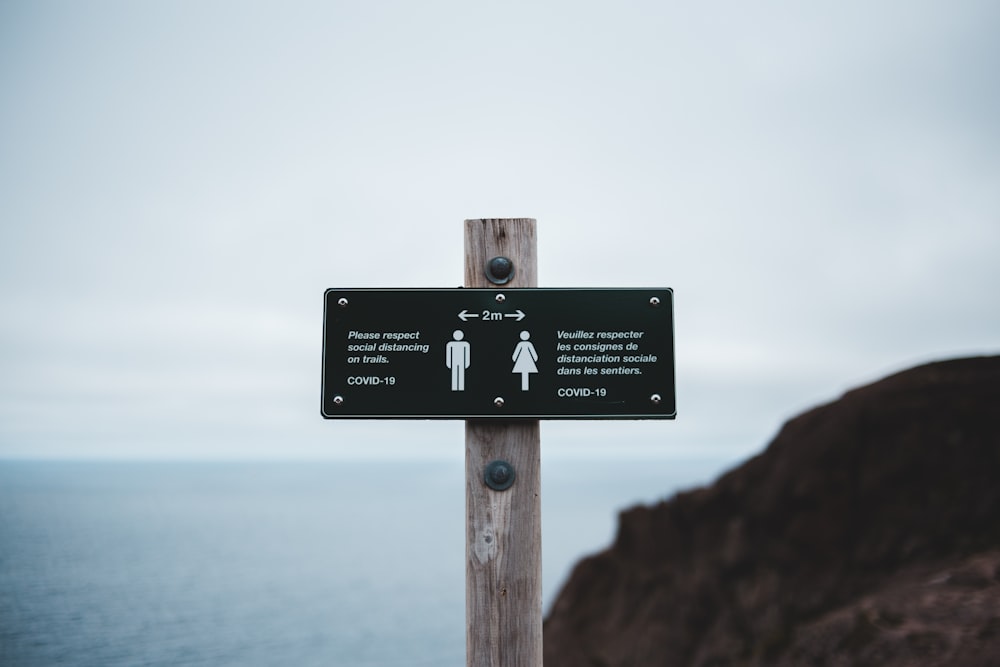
<box><xmin>464</xmin><ymin>218</ymin><xmax>542</xmax><ymax>667</ymax></box>
<box><xmin>321</xmin><ymin>218</ymin><xmax>674</xmax><ymax>666</ymax></box>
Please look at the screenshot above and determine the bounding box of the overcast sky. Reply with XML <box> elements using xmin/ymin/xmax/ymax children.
<box><xmin>1</xmin><ymin>0</ymin><xmax>998</xmax><ymax>463</ymax></box>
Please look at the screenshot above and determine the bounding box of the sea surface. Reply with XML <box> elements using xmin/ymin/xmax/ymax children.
<box><xmin>0</xmin><ymin>458</ymin><xmax>727</xmax><ymax>666</ymax></box>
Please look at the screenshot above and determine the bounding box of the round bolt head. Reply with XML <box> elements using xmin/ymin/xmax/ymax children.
<box><xmin>650</xmin><ymin>393</ymin><xmax>662</xmax><ymax>405</ymax></box>
<box><xmin>333</xmin><ymin>395</ymin><xmax>345</xmax><ymax>406</ymax></box>
<box><xmin>649</xmin><ymin>296</ymin><xmax>661</xmax><ymax>307</ymax></box>
<box><xmin>494</xmin><ymin>396</ymin><xmax>505</xmax><ymax>408</ymax></box>
<box><xmin>495</xmin><ymin>293</ymin><xmax>506</xmax><ymax>303</ymax></box>
<box><xmin>485</xmin><ymin>256</ymin><xmax>514</xmax><ymax>285</ymax></box>
<box><xmin>338</xmin><ymin>297</ymin><xmax>349</xmax><ymax>308</ymax></box>
<box><xmin>484</xmin><ymin>460</ymin><xmax>516</xmax><ymax>491</ymax></box>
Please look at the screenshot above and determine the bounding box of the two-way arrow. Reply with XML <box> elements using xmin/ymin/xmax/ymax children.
<box><xmin>456</xmin><ymin>309</ymin><xmax>526</xmax><ymax>322</ymax></box>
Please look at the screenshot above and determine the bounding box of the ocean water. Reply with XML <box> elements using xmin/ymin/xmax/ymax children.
<box><xmin>0</xmin><ymin>458</ymin><xmax>726</xmax><ymax>666</ymax></box>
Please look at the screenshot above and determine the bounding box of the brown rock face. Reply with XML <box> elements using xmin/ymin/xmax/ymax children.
<box><xmin>543</xmin><ymin>356</ymin><xmax>1000</xmax><ymax>666</ymax></box>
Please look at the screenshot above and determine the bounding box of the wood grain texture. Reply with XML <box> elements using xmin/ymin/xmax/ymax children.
<box><xmin>464</xmin><ymin>218</ymin><xmax>542</xmax><ymax>667</ymax></box>
<box><xmin>463</xmin><ymin>219</ymin><xmax>538</xmax><ymax>289</ymax></box>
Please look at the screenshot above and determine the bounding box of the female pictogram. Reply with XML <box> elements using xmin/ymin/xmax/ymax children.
<box><xmin>511</xmin><ymin>331</ymin><xmax>538</xmax><ymax>391</ymax></box>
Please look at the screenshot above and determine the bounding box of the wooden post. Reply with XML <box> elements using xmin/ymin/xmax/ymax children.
<box><xmin>465</xmin><ymin>218</ymin><xmax>542</xmax><ymax>667</ymax></box>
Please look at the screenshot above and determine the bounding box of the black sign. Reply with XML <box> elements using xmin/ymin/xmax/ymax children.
<box><xmin>321</xmin><ymin>288</ymin><xmax>675</xmax><ymax>419</ymax></box>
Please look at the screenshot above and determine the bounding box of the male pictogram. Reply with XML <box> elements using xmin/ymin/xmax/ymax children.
<box><xmin>446</xmin><ymin>330</ymin><xmax>471</xmax><ymax>391</ymax></box>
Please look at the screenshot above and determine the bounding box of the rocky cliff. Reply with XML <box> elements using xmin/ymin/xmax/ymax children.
<box><xmin>543</xmin><ymin>356</ymin><xmax>1000</xmax><ymax>666</ymax></box>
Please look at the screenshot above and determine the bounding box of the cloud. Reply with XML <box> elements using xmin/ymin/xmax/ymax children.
<box><xmin>1</xmin><ymin>1</ymin><xmax>997</xmax><ymax>460</ymax></box>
